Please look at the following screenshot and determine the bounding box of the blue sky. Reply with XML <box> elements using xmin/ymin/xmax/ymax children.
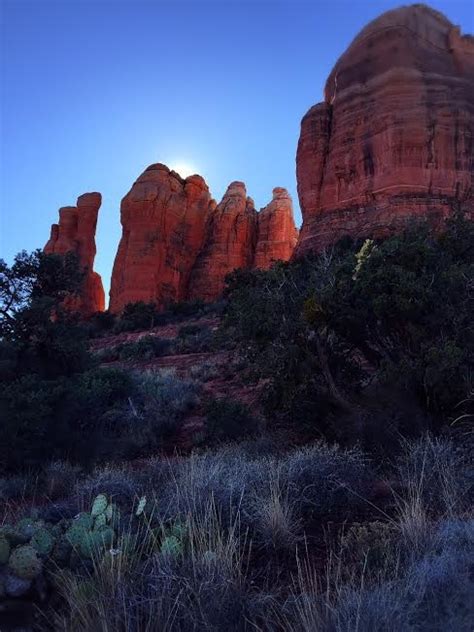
<box><xmin>1</xmin><ymin>0</ymin><xmax>473</xmax><ymax>301</ymax></box>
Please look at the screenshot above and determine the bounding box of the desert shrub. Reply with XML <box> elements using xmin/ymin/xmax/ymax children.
<box><xmin>395</xmin><ymin>435</ymin><xmax>473</xmax><ymax>515</ymax></box>
<box><xmin>75</xmin><ymin>466</ymin><xmax>140</xmax><ymax>509</ymax></box>
<box><xmin>93</xmin><ymin>345</ymin><xmax>120</xmax><ymax>363</ymax></box>
<box><xmin>223</xmin><ymin>215</ymin><xmax>474</xmax><ymax>439</ymax></box>
<box><xmin>205</xmin><ymin>398</ymin><xmax>257</xmax><ymax>442</ymax></box>
<box><xmin>250</xmin><ymin>471</ymin><xmax>301</xmax><ymax>552</ymax></box>
<box><xmin>190</xmin><ymin>360</ymin><xmax>220</xmax><ymax>382</ymax></box>
<box><xmin>167</xmin><ymin>298</ymin><xmax>206</xmax><ymax>318</ymax></box>
<box><xmin>340</xmin><ymin>521</ymin><xmax>400</xmax><ymax>577</ymax></box>
<box><xmin>0</xmin><ymin>472</ymin><xmax>40</xmax><ymax>502</ymax></box>
<box><xmin>174</xmin><ymin>325</ymin><xmax>214</xmax><ymax>354</ymax></box>
<box><xmin>223</xmin><ymin>259</ymin><xmax>360</xmax><ymax>430</ymax></box>
<box><xmin>281</xmin><ymin>443</ymin><xmax>372</xmax><ymax>520</ymax></box>
<box><xmin>0</xmin><ymin>366</ymin><xmax>136</xmax><ymax>471</ymax></box>
<box><xmin>84</xmin><ymin>310</ymin><xmax>116</xmax><ymax>337</ymax></box>
<box><xmin>113</xmin><ymin>301</ymin><xmax>161</xmax><ymax>332</ymax></box>
<box><xmin>133</xmin><ymin>371</ymin><xmax>199</xmax><ymax>422</ymax></box>
<box><xmin>118</xmin><ymin>335</ymin><xmax>173</xmax><ymax>361</ymax></box>
<box><xmin>404</xmin><ymin>518</ymin><xmax>474</xmax><ymax>631</ymax></box>
<box><xmin>322</xmin><ymin>214</ymin><xmax>474</xmax><ymax>416</ymax></box>
<box><xmin>178</xmin><ymin>324</ymin><xmax>202</xmax><ymax>337</ymax></box>
<box><xmin>94</xmin><ymin>371</ymin><xmax>202</xmax><ymax>456</ymax></box>
<box><xmin>43</xmin><ymin>461</ymin><xmax>81</xmax><ymax>500</ymax></box>
<box><xmin>148</xmin><ymin>450</ymin><xmax>272</xmax><ymax>528</ymax></box>
<box><xmin>0</xmin><ymin>374</ymin><xmax>68</xmax><ymax>471</ymax></box>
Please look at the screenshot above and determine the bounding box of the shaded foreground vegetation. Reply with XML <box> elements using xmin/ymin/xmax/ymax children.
<box><xmin>0</xmin><ymin>215</ymin><xmax>473</xmax><ymax>629</ymax></box>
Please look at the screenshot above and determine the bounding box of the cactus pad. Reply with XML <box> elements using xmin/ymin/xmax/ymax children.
<box><xmin>135</xmin><ymin>496</ymin><xmax>147</xmax><ymax>517</ymax></box>
<box><xmin>91</xmin><ymin>494</ymin><xmax>108</xmax><ymax>517</ymax></box>
<box><xmin>8</xmin><ymin>545</ymin><xmax>42</xmax><ymax>580</ymax></box>
<box><xmin>94</xmin><ymin>513</ymin><xmax>107</xmax><ymax>530</ymax></box>
<box><xmin>74</xmin><ymin>513</ymin><xmax>94</xmax><ymax>530</ymax></box>
<box><xmin>66</xmin><ymin>524</ymin><xmax>88</xmax><ymax>548</ymax></box>
<box><xmin>31</xmin><ymin>528</ymin><xmax>55</xmax><ymax>556</ymax></box>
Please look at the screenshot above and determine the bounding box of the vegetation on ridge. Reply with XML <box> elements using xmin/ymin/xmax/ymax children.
<box><xmin>0</xmin><ymin>215</ymin><xmax>473</xmax><ymax>629</ymax></box>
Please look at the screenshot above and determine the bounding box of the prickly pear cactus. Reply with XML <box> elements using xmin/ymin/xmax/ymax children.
<box><xmin>8</xmin><ymin>545</ymin><xmax>42</xmax><ymax>580</ymax></box>
<box><xmin>135</xmin><ymin>496</ymin><xmax>147</xmax><ymax>517</ymax></box>
<box><xmin>0</xmin><ymin>535</ymin><xmax>10</xmax><ymax>564</ymax></box>
<box><xmin>74</xmin><ymin>512</ymin><xmax>94</xmax><ymax>530</ymax></box>
<box><xmin>105</xmin><ymin>503</ymin><xmax>114</xmax><ymax>522</ymax></box>
<box><xmin>79</xmin><ymin>527</ymin><xmax>114</xmax><ymax>559</ymax></box>
<box><xmin>94</xmin><ymin>513</ymin><xmax>107</xmax><ymax>531</ymax></box>
<box><xmin>160</xmin><ymin>535</ymin><xmax>182</xmax><ymax>557</ymax></box>
<box><xmin>31</xmin><ymin>528</ymin><xmax>55</xmax><ymax>556</ymax></box>
<box><xmin>66</xmin><ymin>524</ymin><xmax>88</xmax><ymax>549</ymax></box>
<box><xmin>16</xmin><ymin>517</ymin><xmax>43</xmax><ymax>540</ymax></box>
<box><xmin>91</xmin><ymin>494</ymin><xmax>108</xmax><ymax>518</ymax></box>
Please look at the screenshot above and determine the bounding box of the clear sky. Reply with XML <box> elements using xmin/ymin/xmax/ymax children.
<box><xmin>1</xmin><ymin>0</ymin><xmax>473</xmax><ymax>302</ymax></box>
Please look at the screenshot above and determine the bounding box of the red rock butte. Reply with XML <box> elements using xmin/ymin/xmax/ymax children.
<box><xmin>44</xmin><ymin>193</ymin><xmax>105</xmax><ymax>315</ymax></box>
<box><xmin>295</xmin><ymin>4</ymin><xmax>474</xmax><ymax>256</ymax></box>
<box><xmin>109</xmin><ymin>164</ymin><xmax>298</xmax><ymax>313</ymax></box>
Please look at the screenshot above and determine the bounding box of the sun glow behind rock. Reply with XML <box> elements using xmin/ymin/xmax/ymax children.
<box><xmin>169</xmin><ymin>162</ymin><xmax>197</xmax><ymax>179</ymax></box>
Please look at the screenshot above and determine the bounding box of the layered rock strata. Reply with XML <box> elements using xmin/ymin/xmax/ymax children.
<box><xmin>295</xmin><ymin>4</ymin><xmax>474</xmax><ymax>255</ymax></box>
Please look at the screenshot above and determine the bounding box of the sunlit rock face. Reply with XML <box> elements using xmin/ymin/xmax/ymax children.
<box><xmin>295</xmin><ymin>4</ymin><xmax>474</xmax><ymax>256</ymax></box>
<box><xmin>187</xmin><ymin>182</ymin><xmax>258</xmax><ymax>302</ymax></box>
<box><xmin>44</xmin><ymin>192</ymin><xmax>105</xmax><ymax>315</ymax></box>
<box><xmin>109</xmin><ymin>166</ymin><xmax>299</xmax><ymax>312</ymax></box>
<box><xmin>109</xmin><ymin>164</ymin><xmax>214</xmax><ymax>314</ymax></box>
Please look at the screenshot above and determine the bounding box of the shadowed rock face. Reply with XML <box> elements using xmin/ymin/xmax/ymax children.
<box><xmin>295</xmin><ymin>4</ymin><xmax>474</xmax><ymax>256</ymax></box>
<box><xmin>254</xmin><ymin>187</ymin><xmax>299</xmax><ymax>270</ymax></box>
<box><xmin>44</xmin><ymin>192</ymin><xmax>105</xmax><ymax>315</ymax></box>
<box><xmin>109</xmin><ymin>166</ymin><xmax>298</xmax><ymax>312</ymax></box>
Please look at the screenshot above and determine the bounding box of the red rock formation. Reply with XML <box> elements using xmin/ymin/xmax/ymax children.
<box><xmin>187</xmin><ymin>182</ymin><xmax>258</xmax><ymax>302</ymax></box>
<box><xmin>44</xmin><ymin>193</ymin><xmax>105</xmax><ymax>315</ymax></box>
<box><xmin>295</xmin><ymin>4</ymin><xmax>474</xmax><ymax>256</ymax></box>
<box><xmin>254</xmin><ymin>187</ymin><xmax>298</xmax><ymax>270</ymax></box>
<box><xmin>109</xmin><ymin>164</ymin><xmax>214</xmax><ymax>313</ymax></box>
<box><xmin>109</xmin><ymin>166</ymin><xmax>299</xmax><ymax>312</ymax></box>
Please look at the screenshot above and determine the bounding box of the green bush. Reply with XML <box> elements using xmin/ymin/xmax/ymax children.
<box><xmin>174</xmin><ymin>325</ymin><xmax>214</xmax><ymax>354</ymax></box>
<box><xmin>205</xmin><ymin>398</ymin><xmax>256</xmax><ymax>442</ymax></box>
<box><xmin>222</xmin><ymin>215</ymin><xmax>474</xmax><ymax>436</ymax></box>
<box><xmin>85</xmin><ymin>311</ymin><xmax>116</xmax><ymax>337</ymax></box>
<box><xmin>113</xmin><ymin>301</ymin><xmax>161</xmax><ymax>332</ymax></box>
<box><xmin>167</xmin><ymin>299</ymin><xmax>205</xmax><ymax>318</ymax></box>
<box><xmin>118</xmin><ymin>336</ymin><xmax>173</xmax><ymax>361</ymax></box>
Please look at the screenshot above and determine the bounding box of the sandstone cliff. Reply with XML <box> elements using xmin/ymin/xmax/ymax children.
<box><xmin>109</xmin><ymin>164</ymin><xmax>214</xmax><ymax>314</ymax></box>
<box><xmin>295</xmin><ymin>4</ymin><xmax>474</xmax><ymax>255</ymax></box>
<box><xmin>109</xmin><ymin>166</ymin><xmax>298</xmax><ymax>312</ymax></box>
<box><xmin>254</xmin><ymin>187</ymin><xmax>299</xmax><ymax>270</ymax></box>
<box><xmin>187</xmin><ymin>182</ymin><xmax>258</xmax><ymax>302</ymax></box>
<box><xmin>44</xmin><ymin>192</ymin><xmax>105</xmax><ymax>315</ymax></box>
